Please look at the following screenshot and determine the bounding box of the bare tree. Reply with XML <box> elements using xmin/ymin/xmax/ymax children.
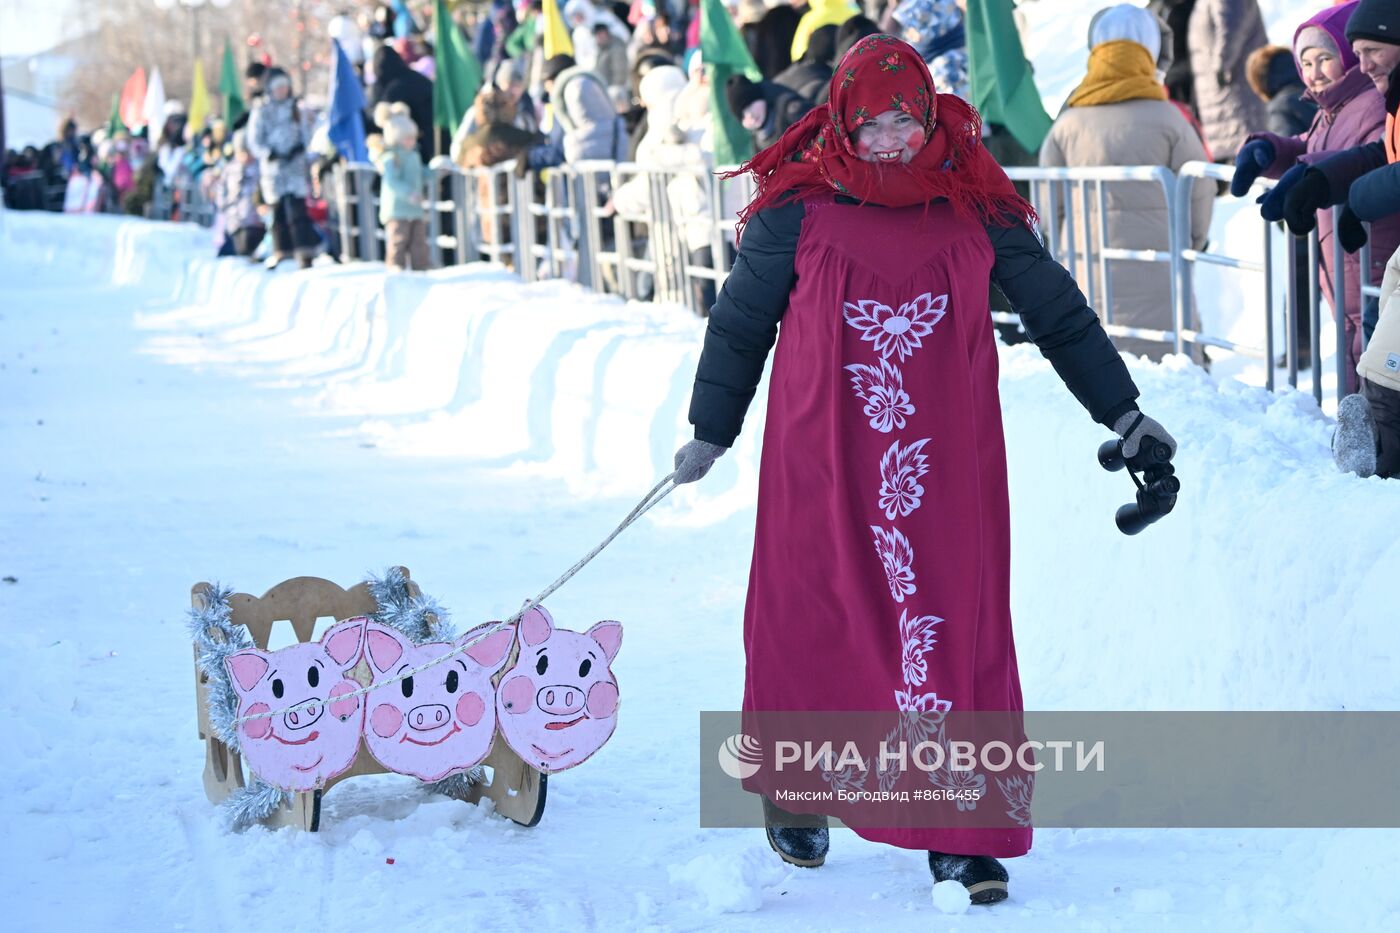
<box><xmin>64</xmin><ymin>0</ymin><xmax>343</xmax><ymax>130</ymax></box>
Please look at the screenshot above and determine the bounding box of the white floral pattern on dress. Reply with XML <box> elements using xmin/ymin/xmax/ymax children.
<box><xmin>870</xmin><ymin>525</ymin><xmax>917</xmax><ymax>603</ymax></box>
<box><xmin>844</xmin><ymin>359</ymin><xmax>916</xmax><ymax>433</ymax></box>
<box><xmin>930</xmin><ymin>764</ymin><xmax>986</xmax><ymax>812</ymax></box>
<box><xmin>895</xmin><ymin>689</ymin><xmax>953</xmax><ymax>714</ymax></box>
<box><xmin>997</xmin><ymin>774</ymin><xmax>1035</xmax><ymax>826</ymax></box>
<box><xmin>898</xmin><ymin>608</ymin><xmax>942</xmax><ymax>687</ymax></box>
<box><xmin>878</xmin><ymin>438</ymin><xmax>932</xmax><ymax>520</ymax></box>
<box><xmin>843</xmin><ymin>292</ymin><xmax>948</xmax><ymax>362</ymax></box>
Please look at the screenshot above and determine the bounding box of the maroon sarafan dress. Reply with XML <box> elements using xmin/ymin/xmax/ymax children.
<box><xmin>745</xmin><ymin>195</ymin><xmax>1026</xmax><ymax>856</ymax></box>
<box><xmin>689</xmin><ymin>35</ymin><xmax>1139</xmax><ymax>856</ymax></box>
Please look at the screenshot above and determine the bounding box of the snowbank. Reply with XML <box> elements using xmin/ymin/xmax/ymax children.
<box><xmin>9</xmin><ymin>210</ymin><xmax>1393</xmax><ymax>715</ymax></box>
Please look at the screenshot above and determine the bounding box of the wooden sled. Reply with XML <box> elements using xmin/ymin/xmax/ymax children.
<box><xmin>191</xmin><ymin>568</ymin><xmax>547</xmax><ymax>832</ymax></box>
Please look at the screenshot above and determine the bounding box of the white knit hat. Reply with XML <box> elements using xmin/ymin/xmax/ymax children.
<box><xmin>374</xmin><ymin>101</ymin><xmax>418</xmax><ymax>148</ymax></box>
<box><xmin>1088</xmin><ymin>3</ymin><xmax>1162</xmax><ymax>65</ymax></box>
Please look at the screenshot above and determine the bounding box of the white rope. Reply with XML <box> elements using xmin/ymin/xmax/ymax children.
<box><xmin>233</xmin><ymin>474</ymin><xmax>679</xmax><ymax>724</ymax></box>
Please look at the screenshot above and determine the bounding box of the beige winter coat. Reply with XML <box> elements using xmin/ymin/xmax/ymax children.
<box><xmin>1358</xmin><ymin>244</ymin><xmax>1400</xmax><ymax>392</ymax></box>
<box><xmin>1041</xmin><ymin>98</ymin><xmax>1215</xmax><ymax>361</ymax></box>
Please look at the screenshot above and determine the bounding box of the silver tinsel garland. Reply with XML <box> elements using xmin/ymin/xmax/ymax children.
<box><xmin>222</xmin><ymin>779</ymin><xmax>289</xmax><ymax>831</ymax></box>
<box><xmin>427</xmin><ymin>769</ymin><xmax>483</xmax><ymax>798</ymax></box>
<box><xmin>367</xmin><ymin>566</ymin><xmax>456</xmax><ymax>642</ymax></box>
<box><xmin>186</xmin><ymin>582</ymin><xmax>251</xmax><ymax>753</ymax></box>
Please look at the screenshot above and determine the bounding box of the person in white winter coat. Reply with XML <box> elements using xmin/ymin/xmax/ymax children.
<box><xmin>613</xmin><ymin>65</ymin><xmax>723</xmax><ymax>313</ymax></box>
<box><xmin>247</xmin><ymin>68</ymin><xmax>318</xmax><ymax>268</ymax></box>
<box><xmin>1335</xmin><ymin>245</ymin><xmax>1400</xmax><ymax>479</ymax></box>
<box><xmin>524</xmin><ymin>57</ymin><xmax>627</xmax><ymax>169</ymax></box>
<box><xmin>213</xmin><ymin>130</ymin><xmax>266</xmax><ymax>258</ymax></box>
<box><xmin>155</xmin><ymin>101</ymin><xmax>189</xmax><ymax>186</ymax></box>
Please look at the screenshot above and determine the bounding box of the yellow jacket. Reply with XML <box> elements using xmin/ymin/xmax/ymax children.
<box><xmin>791</xmin><ymin>0</ymin><xmax>858</xmax><ymax>61</ymax></box>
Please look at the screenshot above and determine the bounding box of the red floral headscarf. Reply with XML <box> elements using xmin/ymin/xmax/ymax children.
<box><xmin>729</xmin><ymin>34</ymin><xmax>1035</xmax><ymax>238</ymax></box>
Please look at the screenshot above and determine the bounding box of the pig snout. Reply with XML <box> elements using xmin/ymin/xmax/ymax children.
<box><xmin>283</xmin><ymin>699</ymin><xmax>325</xmax><ymax>731</ymax></box>
<box><xmin>536</xmin><ymin>684</ymin><xmax>586</xmax><ymax>716</ymax></box>
<box><xmin>407</xmin><ymin>703</ymin><xmax>451</xmax><ymax>731</ymax></box>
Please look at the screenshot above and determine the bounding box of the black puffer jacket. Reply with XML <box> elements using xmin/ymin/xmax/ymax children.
<box><xmin>774</xmin><ymin>24</ymin><xmax>838</xmax><ymax>105</ymax></box>
<box><xmin>746</xmin><ymin>7</ymin><xmax>802</xmax><ymax>80</ymax></box>
<box><xmin>689</xmin><ymin>199</ymin><xmax>1140</xmax><ymax>447</ymax></box>
<box><xmin>753</xmin><ymin>81</ymin><xmax>815</xmax><ymax>152</ymax></box>
<box><xmin>774</xmin><ymin>61</ymin><xmax>833</xmax><ymax>106</ymax></box>
<box><xmin>1148</xmin><ymin>0</ymin><xmax>1197</xmax><ymax>108</ymax></box>
<box><xmin>370</xmin><ymin>45</ymin><xmax>436</xmax><ymax>162</ymax></box>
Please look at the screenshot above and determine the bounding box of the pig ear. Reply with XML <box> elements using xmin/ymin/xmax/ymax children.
<box><xmin>586</xmin><ymin>621</ymin><xmax>623</xmax><ymax>663</ymax></box>
<box><xmin>323</xmin><ymin>617</ymin><xmax>367</xmax><ymax>666</ymax></box>
<box><xmin>518</xmin><ymin>605</ymin><xmax>555</xmax><ymax>647</ymax></box>
<box><xmin>226</xmin><ymin>651</ymin><xmax>269</xmax><ymax>693</ymax></box>
<box><xmin>366</xmin><ymin>624</ymin><xmax>406</xmax><ymax>673</ymax></box>
<box><xmin>461</xmin><ymin>625</ymin><xmax>514</xmax><ymax>673</ymax></box>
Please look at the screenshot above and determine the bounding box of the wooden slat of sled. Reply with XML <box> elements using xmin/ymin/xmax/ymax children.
<box><xmin>191</xmin><ymin>570</ymin><xmax>546</xmax><ymax>832</ymax></box>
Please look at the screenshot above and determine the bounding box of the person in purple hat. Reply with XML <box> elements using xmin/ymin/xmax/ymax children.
<box><xmin>1230</xmin><ymin>0</ymin><xmax>1397</xmax><ymax>393</ymax></box>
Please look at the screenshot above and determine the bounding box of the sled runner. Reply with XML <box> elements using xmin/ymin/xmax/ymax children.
<box><xmin>191</xmin><ymin>569</ymin><xmax>547</xmax><ymax>831</ymax></box>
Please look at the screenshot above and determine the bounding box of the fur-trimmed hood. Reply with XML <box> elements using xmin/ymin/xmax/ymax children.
<box><xmin>1246</xmin><ymin>45</ymin><xmax>1301</xmax><ymax>101</ymax></box>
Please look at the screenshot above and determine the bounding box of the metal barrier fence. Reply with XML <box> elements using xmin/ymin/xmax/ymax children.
<box><xmin>326</xmin><ymin>158</ymin><xmax>754</xmax><ymax>318</ymax></box>
<box><xmin>155</xmin><ymin>157</ymin><xmax>1389</xmax><ymax>409</ymax></box>
<box><xmin>1174</xmin><ymin>161</ymin><xmax>1377</xmax><ymax>404</ymax></box>
<box><xmin>1009</xmin><ymin>161</ymin><xmax>1379</xmax><ymax>407</ymax></box>
<box><xmin>151</xmin><ymin>174</ymin><xmax>217</xmax><ymax>227</ymax></box>
<box><xmin>1004</xmin><ymin>165</ymin><xmax>1182</xmax><ymax>354</ymax></box>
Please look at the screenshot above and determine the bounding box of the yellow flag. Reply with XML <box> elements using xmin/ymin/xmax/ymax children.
<box><xmin>542</xmin><ymin>0</ymin><xmax>574</xmax><ymax>59</ymax></box>
<box><xmin>188</xmin><ymin>59</ymin><xmax>211</xmax><ymax>134</ymax></box>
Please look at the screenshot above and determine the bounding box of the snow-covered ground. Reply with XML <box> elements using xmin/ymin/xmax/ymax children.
<box><xmin>3</xmin><ymin>207</ymin><xmax>1397</xmax><ymax>932</ymax></box>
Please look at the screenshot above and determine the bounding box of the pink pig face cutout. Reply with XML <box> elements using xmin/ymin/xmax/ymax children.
<box><xmin>225</xmin><ymin>617</ymin><xmax>368</xmax><ymax>792</ymax></box>
<box><xmin>362</xmin><ymin>622</ymin><xmax>516</xmax><ymax>782</ymax></box>
<box><xmin>496</xmin><ymin>606</ymin><xmax>622</xmax><ymax>773</ymax></box>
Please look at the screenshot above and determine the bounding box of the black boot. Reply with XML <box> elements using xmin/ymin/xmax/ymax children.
<box><xmin>762</xmin><ymin>797</ymin><xmax>829</xmax><ymax>868</ymax></box>
<box><xmin>928</xmin><ymin>851</ymin><xmax>1009</xmax><ymax>905</ymax></box>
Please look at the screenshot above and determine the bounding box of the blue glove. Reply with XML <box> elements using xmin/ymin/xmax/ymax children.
<box><xmin>1230</xmin><ymin>139</ymin><xmax>1274</xmax><ymax>197</ymax></box>
<box><xmin>1257</xmin><ymin>163</ymin><xmax>1307</xmax><ymax>223</ymax></box>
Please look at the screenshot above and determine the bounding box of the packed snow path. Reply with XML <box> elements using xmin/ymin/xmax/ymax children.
<box><xmin>2</xmin><ymin>211</ymin><xmax>1396</xmax><ymax>931</ymax></box>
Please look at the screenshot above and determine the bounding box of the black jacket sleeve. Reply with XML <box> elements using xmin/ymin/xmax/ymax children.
<box><xmin>1348</xmin><ymin>161</ymin><xmax>1400</xmax><ymax>224</ymax></box>
<box><xmin>1313</xmin><ymin>141</ymin><xmax>1389</xmax><ymax>207</ymax></box>
<box><xmin>986</xmin><ymin>219</ymin><xmax>1140</xmax><ymax>426</ymax></box>
<box><xmin>688</xmin><ymin>201</ymin><xmax>805</xmax><ymax>446</ymax></box>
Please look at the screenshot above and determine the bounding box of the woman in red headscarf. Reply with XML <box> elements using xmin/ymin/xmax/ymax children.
<box><xmin>673</xmin><ymin>35</ymin><xmax>1177</xmax><ymax>904</ymax></box>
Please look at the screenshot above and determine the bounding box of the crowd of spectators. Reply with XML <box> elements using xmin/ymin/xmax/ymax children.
<box><xmin>4</xmin><ymin>0</ymin><xmax>1399</xmax><ymax>475</ymax></box>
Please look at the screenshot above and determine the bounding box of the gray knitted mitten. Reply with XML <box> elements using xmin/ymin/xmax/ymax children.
<box><xmin>673</xmin><ymin>439</ymin><xmax>727</xmax><ymax>484</ymax></box>
<box><xmin>1112</xmin><ymin>411</ymin><xmax>1178</xmax><ymax>460</ymax></box>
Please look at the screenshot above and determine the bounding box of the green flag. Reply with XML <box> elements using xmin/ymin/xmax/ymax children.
<box><xmin>106</xmin><ymin>93</ymin><xmax>126</xmax><ymax>137</ymax></box>
<box><xmin>220</xmin><ymin>38</ymin><xmax>246</xmax><ymax>126</ymax></box>
<box><xmin>965</xmin><ymin>0</ymin><xmax>1052</xmax><ymax>154</ymax></box>
<box><xmin>699</xmin><ymin>0</ymin><xmax>762</xmax><ymax>167</ymax></box>
<box><xmin>432</xmin><ymin>0</ymin><xmax>482</xmax><ymax>137</ymax></box>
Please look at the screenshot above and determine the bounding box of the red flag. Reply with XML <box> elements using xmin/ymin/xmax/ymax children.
<box><xmin>119</xmin><ymin>68</ymin><xmax>147</xmax><ymax>130</ymax></box>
